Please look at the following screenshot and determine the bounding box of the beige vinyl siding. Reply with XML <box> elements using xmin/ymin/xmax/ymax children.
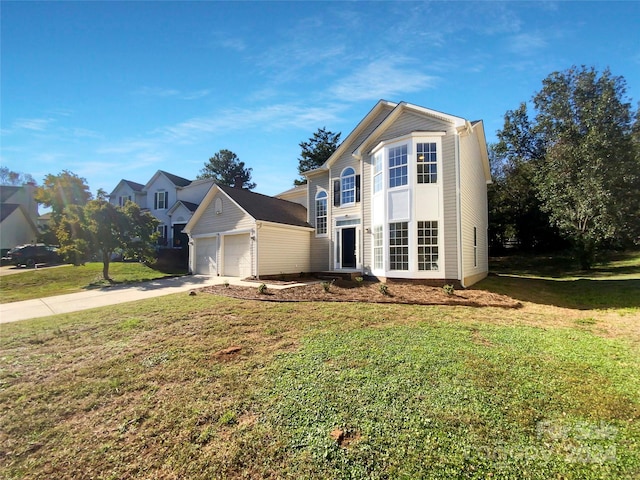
<box><xmin>377</xmin><ymin>111</ymin><xmax>449</xmax><ymax>143</ymax></box>
<box><xmin>442</xmin><ymin>132</ymin><xmax>459</xmax><ymax>280</ymax></box>
<box><xmin>189</xmin><ymin>192</ymin><xmax>254</xmax><ymax>236</ymax></box>
<box><xmin>258</xmin><ymin>224</ymin><xmax>311</xmax><ymax>275</ymax></box>
<box><xmin>459</xmin><ymin>129</ymin><xmax>489</xmax><ymax>285</ymax></box>
<box><xmin>308</xmin><ymin>174</ymin><xmax>331</xmax><ymax>271</ymax></box>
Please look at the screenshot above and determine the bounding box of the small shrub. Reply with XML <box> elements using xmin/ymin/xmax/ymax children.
<box><xmin>321</xmin><ymin>280</ymin><xmax>333</xmax><ymax>293</ymax></box>
<box><xmin>354</xmin><ymin>276</ymin><xmax>364</xmax><ymax>286</ymax></box>
<box><xmin>443</xmin><ymin>284</ymin><xmax>455</xmax><ymax>295</ymax></box>
<box><xmin>223</xmin><ymin>280</ymin><xmax>230</xmax><ymax>288</ymax></box>
<box><xmin>258</xmin><ymin>283</ymin><xmax>268</xmax><ymax>294</ymax></box>
<box><xmin>379</xmin><ymin>283</ymin><xmax>389</xmax><ymax>296</ymax></box>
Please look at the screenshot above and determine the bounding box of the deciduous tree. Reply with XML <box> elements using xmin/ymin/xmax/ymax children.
<box><xmin>533</xmin><ymin>66</ymin><xmax>640</xmax><ymax>268</ymax></box>
<box><xmin>35</xmin><ymin>170</ymin><xmax>92</xmax><ymax>222</ymax></box>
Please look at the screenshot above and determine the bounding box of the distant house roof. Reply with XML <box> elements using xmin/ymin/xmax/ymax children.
<box><xmin>168</xmin><ymin>200</ymin><xmax>200</xmax><ymax>216</ymax></box>
<box><xmin>1</xmin><ymin>204</ymin><xmax>38</xmax><ymax>233</ymax></box>
<box><xmin>123</xmin><ymin>180</ymin><xmax>145</xmax><ymax>191</ymax></box>
<box><xmin>0</xmin><ymin>186</ymin><xmax>21</xmax><ymax>203</ymax></box>
<box><xmin>0</xmin><ymin>203</ymin><xmax>20</xmax><ymax>222</ymax></box>
<box><xmin>275</xmin><ymin>184</ymin><xmax>307</xmax><ymax>197</ymax></box>
<box><xmin>181</xmin><ymin>201</ymin><xmax>199</xmax><ymax>212</ymax></box>
<box><xmin>218</xmin><ymin>184</ymin><xmax>310</xmax><ymax>228</ymax></box>
<box><xmin>159</xmin><ymin>170</ymin><xmax>191</xmax><ymax>187</ymax></box>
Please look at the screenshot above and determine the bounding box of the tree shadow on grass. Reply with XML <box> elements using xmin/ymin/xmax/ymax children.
<box><xmin>477</xmin><ymin>274</ymin><xmax>640</xmax><ymax>310</ymax></box>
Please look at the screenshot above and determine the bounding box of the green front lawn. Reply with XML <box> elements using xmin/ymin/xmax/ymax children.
<box><xmin>0</xmin><ymin>262</ymin><xmax>181</xmax><ymax>303</ymax></box>
<box><xmin>1</xmin><ymin>255</ymin><xmax>639</xmax><ymax>479</ymax></box>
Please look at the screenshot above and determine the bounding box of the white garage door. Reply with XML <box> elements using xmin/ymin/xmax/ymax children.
<box><xmin>223</xmin><ymin>234</ymin><xmax>251</xmax><ymax>278</ymax></box>
<box><xmin>195</xmin><ymin>237</ymin><xmax>217</xmax><ymax>275</ymax></box>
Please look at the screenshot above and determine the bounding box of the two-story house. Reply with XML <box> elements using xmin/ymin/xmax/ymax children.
<box><xmin>109</xmin><ymin>171</ymin><xmax>214</xmax><ymax>248</ymax></box>
<box><xmin>185</xmin><ymin>100</ymin><xmax>490</xmax><ymax>287</ymax></box>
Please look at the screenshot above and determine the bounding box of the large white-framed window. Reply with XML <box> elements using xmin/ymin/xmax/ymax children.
<box><xmin>417</xmin><ymin>221</ymin><xmax>439</xmax><ymax>271</ymax></box>
<box><xmin>389</xmin><ymin>221</ymin><xmax>409</xmax><ymax>270</ymax></box>
<box><xmin>373</xmin><ymin>225</ymin><xmax>383</xmax><ymax>270</ymax></box>
<box><xmin>118</xmin><ymin>195</ymin><xmax>132</xmax><ymax>206</ymax></box>
<box><xmin>416</xmin><ymin>142</ymin><xmax>438</xmax><ymax>184</ymax></box>
<box><xmin>341</xmin><ymin>167</ymin><xmax>356</xmax><ymax>205</ymax></box>
<box><xmin>315</xmin><ymin>191</ymin><xmax>328</xmax><ymax>236</ymax></box>
<box><xmin>373</xmin><ymin>152</ymin><xmax>383</xmax><ymax>194</ymax></box>
<box><xmin>154</xmin><ymin>191</ymin><xmax>168</xmax><ymax>210</ymax></box>
<box><xmin>389</xmin><ymin>145</ymin><xmax>408</xmax><ymax>188</ymax></box>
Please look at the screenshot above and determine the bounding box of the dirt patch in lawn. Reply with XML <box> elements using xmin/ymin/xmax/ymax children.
<box><xmin>199</xmin><ymin>280</ymin><xmax>522</xmax><ymax>308</ymax></box>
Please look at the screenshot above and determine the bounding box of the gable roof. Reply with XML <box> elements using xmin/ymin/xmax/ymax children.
<box><xmin>1</xmin><ymin>203</ymin><xmax>20</xmax><ymax>222</ymax></box>
<box><xmin>123</xmin><ymin>179</ymin><xmax>145</xmax><ymax>191</ymax></box>
<box><xmin>109</xmin><ymin>179</ymin><xmax>145</xmax><ymax>197</ymax></box>
<box><xmin>303</xmin><ymin>100</ymin><xmax>477</xmax><ymax>176</ymax></box>
<box><xmin>167</xmin><ymin>200</ymin><xmax>200</xmax><ymax>216</ymax></box>
<box><xmin>0</xmin><ymin>203</ymin><xmax>38</xmax><ymax>232</ymax></box>
<box><xmin>0</xmin><ymin>186</ymin><xmax>21</xmax><ymax>203</ymax></box>
<box><xmin>160</xmin><ymin>170</ymin><xmax>191</xmax><ymax>187</ymax></box>
<box><xmin>143</xmin><ymin>170</ymin><xmax>192</xmax><ymax>191</ymax></box>
<box><xmin>218</xmin><ymin>185</ymin><xmax>310</xmax><ymax>228</ymax></box>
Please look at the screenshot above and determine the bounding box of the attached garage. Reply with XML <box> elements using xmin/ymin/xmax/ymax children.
<box><xmin>194</xmin><ymin>236</ymin><xmax>217</xmax><ymax>275</ymax></box>
<box><xmin>223</xmin><ymin>233</ymin><xmax>252</xmax><ymax>278</ymax></box>
<box><xmin>184</xmin><ymin>184</ymin><xmax>313</xmax><ymax>279</ymax></box>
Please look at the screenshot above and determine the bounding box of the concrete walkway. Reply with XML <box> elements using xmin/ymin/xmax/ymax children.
<box><xmin>0</xmin><ymin>275</ymin><xmax>304</xmax><ymax>324</ymax></box>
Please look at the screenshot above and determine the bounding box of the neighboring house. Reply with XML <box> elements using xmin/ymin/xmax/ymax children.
<box><xmin>275</xmin><ymin>184</ymin><xmax>308</xmax><ymax>208</ymax></box>
<box><xmin>109</xmin><ymin>171</ymin><xmax>214</xmax><ymax>248</ymax></box>
<box><xmin>184</xmin><ymin>184</ymin><xmax>312</xmax><ymax>277</ymax></box>
<box><xmin>185</xmin><ymin>100</ymin><xmax>490</xmax><ymax>286</ymax></box>
<box><xmin>109</xmin><ymin>179</ymin><xmax>146</xmax><ymax>208</ymax></box>
<box><xmin>0</xmin><ymin>183</ymin><xmax>40</xmax><ymax>253</ymax></box>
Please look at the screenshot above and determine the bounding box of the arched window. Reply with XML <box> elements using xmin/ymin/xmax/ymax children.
<box><xmin>315</xmin><ymin>191</ymin><xmax>327</xmax><ymax>235</ymax></box>
<box><xmin>341</xmin><ymin>167</ymin><xmax>356</xmax><ymax>205</ymax></box>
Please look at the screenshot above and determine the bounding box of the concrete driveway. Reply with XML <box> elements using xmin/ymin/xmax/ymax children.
<box><xmin>0</xmin><ymin>275</ymin><xmax>280</xmax><ymax>324</ymax></box>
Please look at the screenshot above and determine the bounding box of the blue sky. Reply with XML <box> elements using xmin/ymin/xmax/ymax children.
<box><xmin>2</xmin><ymin>1</ymin><xmax>639</xmax><ymax>198</ymax></box>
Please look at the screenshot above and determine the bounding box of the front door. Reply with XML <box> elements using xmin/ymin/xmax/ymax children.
<box><xmin>340</xmin><ymin>227</ymin><xmax>356</xmax><ymax>268</ymax></box>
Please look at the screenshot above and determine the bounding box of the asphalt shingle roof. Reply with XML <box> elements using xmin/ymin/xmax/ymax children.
<box><xmin>218</xmin><ymin>184</ymin><xmax>310</xmax><ymax>228</ymax></box>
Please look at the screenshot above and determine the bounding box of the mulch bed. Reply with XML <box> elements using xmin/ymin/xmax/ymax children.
<box><xmin>198</xmin><ymin>280</ymin><xmax>522</xmax><ymax>308</ymax></box>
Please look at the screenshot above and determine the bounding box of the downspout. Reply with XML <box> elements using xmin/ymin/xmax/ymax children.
<box><xmin>360</xmin><ymin>153</ymin><xmax>365</xmax><ymax>276</ymax></box>
<box><xmin>254</xmin><ymin>223</ymin><xmax>260</xmax><ymax>280</ymax></box>
<box><xmin>454</xmin><ymin>131</ymin><xmax>465</xmax><ymax>288</ymax></box>
<box><xmin>328</xmin><ymin>166</ymin><xmax>333</xmax><ymax>270</ymax></box>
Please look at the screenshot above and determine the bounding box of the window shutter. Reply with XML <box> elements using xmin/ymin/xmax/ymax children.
<box><xmin>355</xmin><ymin>175</ymin><xmax>361</xmax><ymax>202</ymax></box>
<box><xmin>154</xmin><ymin>193</ymin><xmax>158</xmax><ymax>210</ymax></box>
<box><xmin>333</xmin><ymin>179</ymin><xmax>341</xmax><ymax>207</ymax></box>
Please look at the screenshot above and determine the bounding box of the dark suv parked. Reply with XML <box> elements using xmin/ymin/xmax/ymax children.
<box><xmin>4</xmin><ymin>244</ymin><xmax>60</xmax><ymax>268</ymax></box>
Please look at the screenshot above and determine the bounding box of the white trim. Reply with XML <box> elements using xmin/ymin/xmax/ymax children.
<box><xmin>191</xmin><ymin>227</ymin><xmax>254</xmax><ymax>239</ymax></box>
<box><xmin>455</xmin><ymin>132</ymin><xmax>465</xmax><ymax>287</ymax></box>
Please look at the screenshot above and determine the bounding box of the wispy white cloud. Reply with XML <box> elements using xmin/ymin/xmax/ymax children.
<box><xmin>134</xmin><ymin>86</ymin><xmax>212</xmax><ymax>100</ymax></box>
<box><xmin>507</xmin><ymin>33</ymin><xmax>548</xmax><ymax>55</ymax></box>
<box><xmin>330</xmin><ymin>58</ymin><xmax>439</xmax><ymax>102</ymax></box>
<box><xmin>11</xmin><ymin>117</ymin><xmax>56</xmax><ymax>132</ymax></box>
<box><xmin>158</xmin><ymin>102</ymin><xmax>344</xmax><ymax>142</ymax></box>
<box><xmin>219</xmin><ymin>37</ymin><xmax>246</xmax><ymax>52</ymax></box>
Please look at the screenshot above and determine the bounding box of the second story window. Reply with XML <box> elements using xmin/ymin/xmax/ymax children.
<box><xmin>334</xmin><ymin>167</ymin><xmax>360</xmax><ymax>207</ymax></box>
<box><xmin>417</xmin><ymin>142</ymin><xmax>437</xmax><ymax>183</ymax></box>
<box><xmin>154</xmin><ymin>191</ymin><xmax>168</xmax><ymax>210</ymax></box>
<box><xmin>341</xmin><ymin>167</ymin><xmax>356</xmax><ymax>205</ymax></box>
<box><xmin>315</xmin><ymin>191</ymin><xmax>327</xmax><ymax>235</ymax></box>
<box><xmin>373</xmin><ymin>152</ymin><xmax>383</xmax><ymax>194</ymax></box>
<box><xmin>389</xmin><ymin>145</ymin><xmax>408</xmax><ymax>188</ymax></box>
